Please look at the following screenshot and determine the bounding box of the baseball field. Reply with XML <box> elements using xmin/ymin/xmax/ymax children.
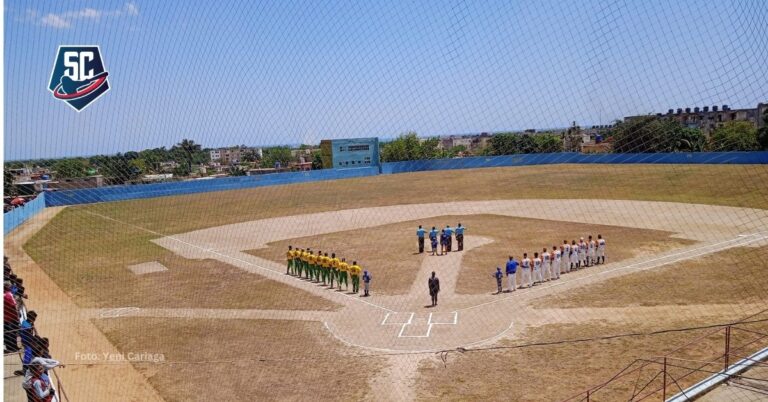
<box><xmin>7</xmin><ymin>163</ymin><xmax>768</xmax><ymax>401</ymax></box>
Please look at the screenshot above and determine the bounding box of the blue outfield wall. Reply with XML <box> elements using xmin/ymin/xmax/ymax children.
<box><xmin>45</xmin><ymin>166</ymin><xmax>379</xmax><ymax>206</ymax></box>
<box><xmin>4</xmin><ymin>192</ymin><xmax>47</xmax><ymax>235</ymax></box>
<box><xmin>40</xmin><ymin>152</ymin><xmax>768</xmax><ymax>206</ymax></box>
<box><xmin>379</xmin><ymin>151</ymin><xmax>768</xmax><ymax>174</ymax></box>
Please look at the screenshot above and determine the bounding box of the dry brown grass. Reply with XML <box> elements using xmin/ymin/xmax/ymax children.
<box><xmin>94</xmin><ymin>317</ymin><xmax>382</xmax><ymax>401</ymax></box>
<box><xmin>547</xmin><ymin>246</ymin><xmax>768</xmax><ymax>308</ymax></box>
<box><xmin>79</xmin><ymin>164</ymin><xmax>768</xmax><ymax>235</ymax></box>
<box><xmin>416</xmin><ymin>312</ymin><xmax>768</xmax><ymax>401</ymax></box>
<box><xmin>247</xmin><ymin>214</ymin><xmax>692</xmax><ymax>295</ymax></box>
<box><xmin>24</xmin><ymin>208</ymin><xmax>338</xmax><ymax>310</ymax></box>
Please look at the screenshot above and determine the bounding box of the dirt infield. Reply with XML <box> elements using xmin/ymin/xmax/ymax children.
<box><xmin>248</xmin><ymin>214</ymin><xmax>693</xmax><ymax>295</ymax></box>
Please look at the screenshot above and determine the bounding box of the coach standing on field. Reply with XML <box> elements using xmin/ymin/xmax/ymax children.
<box><xmin>416</xmin><ymin>225</ymin><xmax>426</xmax><ymax>253</ymax></box>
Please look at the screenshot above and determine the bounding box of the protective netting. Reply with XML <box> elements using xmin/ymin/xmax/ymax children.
<box><xmin>4</xmin><ymin>1</ymin><xmax>768</xmax><ymax>401</ymax></box>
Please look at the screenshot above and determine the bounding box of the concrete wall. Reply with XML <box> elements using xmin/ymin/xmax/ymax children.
<box><xmin>4</xmin><ymin>192</ymin><xmax>46</xmax><ymax>234</ymax></box>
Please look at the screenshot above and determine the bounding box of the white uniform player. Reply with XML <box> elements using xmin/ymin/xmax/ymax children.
<box><xmin>521</xmin><ymin>254</ymin><xmax>532</xmax><ymax>288</ymax></box>
<box><xmin>542</xmin><ymin>249</ymin><xmax>551</xmax><ymax>281</ymax></box>
<box><xmin>563</xmin><ymin>242</ymin><xmax>571</xmax><ymax>272</ymax></box>
<box><xmin>578</xmin><ymin>238</ymin><xmax>586</xmax><ymax>267</ymax></box>
<box><xmin>597</xmin><ymin>234</ymin><xmax>606</xmax><ymax>264</ymax></box>
<box><xmin>571</xmin><ymin>241</ymin><xmax>579</xmax><ymax>269</ymax></box>
<box><xmin>553</xmin><ymin>246</ymin><xmax>561</xmax><ymax>279</ymax></box>
<box><xmin>588</xmin><ymin>236</ymin><xmax>596</xmax><ymax>266</ymax></box>
<box><xmin>533</xmin><ymin>253</ymin><xmax>542</xmax><ymax>284</ymax></box>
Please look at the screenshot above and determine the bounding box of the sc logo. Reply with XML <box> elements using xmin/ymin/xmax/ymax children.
<box><xmin>48</xmin><ymin>45</ymin><xmax>110</xmax><ymax>111</ymax></box>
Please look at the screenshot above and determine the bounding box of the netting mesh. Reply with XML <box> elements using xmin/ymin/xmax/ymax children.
<box><xmin>4</xmin><ymin>1</ymin><xmax>768</xmax><ymax>401</ymax></box>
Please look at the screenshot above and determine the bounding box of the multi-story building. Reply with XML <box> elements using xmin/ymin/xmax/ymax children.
<box><xmin>625</xmin><ymin>102</ymin><xmax>767</xmax><ymax>136</ymax></box>
<box><xmin>209</xmin><ymin>148</ymin><xmax>243</xmax><ymax>165</ymax></box>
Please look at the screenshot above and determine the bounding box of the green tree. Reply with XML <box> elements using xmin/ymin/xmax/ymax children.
<box><xmin>612</xmin><ymin>117</ymin><xmax>701</xmax><ymax>153</ymax></box>
<box><xmin>98</xmin><ymin>155</ymin><xmax>141</xmax><ymax>184</ymax></box>
<box><xmin>4</xmin><ymin>169</ymin><xmax>18</xmax><ymax>197</ymax></box>
<box><xmin>262</xmin><ymin>147</ymin><xmax>293</xmax><ymax>168</ymax></box>
<box><xmin>757</xmin><ymin>109</ymin><xmax>768</xmax><ymax>150</ymax></box>
<box><xmin>380</xmin><ymin>132</ymin><xmax>441</xmax><ymax>162</ymax></box>
<box><xmin>171</xmin><ymin>139</ymin><xmax>206</xmax><ymax>171</ymax></box>
<box><xmin>53</xmin><ymin>158</ymin><xmax>88</xmax><ymax>178</ymax></box>
<box><xmin>311</xmin><ymin>151</ymin><xmax>324</xmax><ymax>170</ymax></box>
<box><xmin>533</xmin><ymin>134</ymin><xmax>563</xmax><ymax>153</ymax></box>
<box><xmin>710</xmin><ymin>121</ymin><xmax>760</xmax><ymax>151</ymax></box>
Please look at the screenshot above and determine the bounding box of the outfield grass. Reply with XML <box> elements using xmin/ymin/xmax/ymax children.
<box><xmin>78</xmin><ymin>164</ymin><xmax>768</xmax><ymax>235</ymax></box>
<box><xmin>248</xmin><ymin>214</ymin><xmax>692</xmax><ymax>295</ymax></box>
<box><xmin>546</xmin><ymin>245</ymin><xmax>768</xmax><ymax>308</ymax></box>
<box><xmin>94</xmin><ymin>318</ymin><xmax>382</xmax><ymax>401</ymax></box>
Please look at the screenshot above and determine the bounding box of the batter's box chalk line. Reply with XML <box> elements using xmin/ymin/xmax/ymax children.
<box><xmin>381</xmin><ymin>312</ymin><xmax>458</xmax><ymax>338</ymax></box>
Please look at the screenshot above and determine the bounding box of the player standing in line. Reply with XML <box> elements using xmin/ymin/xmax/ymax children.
<box><xmin>295</xmin><ymin>248</ymin><xmax>303</xmax><ymax>277</ymax></box>
<box><xmin>571</xmin><ymin>241</ymin><xmax>579</xmax><ymax>270</ymax></box>
<box><xmin>506</xmin><ymin>256</ymin><xmax>518</xmax><ymax>292</ymax></box>
<box><xmin>362</xmin><ymin>270</ymin><xmax>372</xmax><ymax>297</ymax></box>
<box><xmin>553</xmin><ymin>245</ymin><xmax>561</xmax><ymax>280</ymax></box>
<box><xmin>563</xmin><ymin>241</ymin><xmax>571</xmax><ymax>273</ymax></box>
<box><xmin>440</xmin><ymin>230</ymin><xmax>448</xmax><ymax>255</ymax></box>
<box><xmin>533</xmin><ymin>252</ymin><xmax>542</xmax><ymax>285</ymax></box>
<box><xmin>493</xmin><ymin>267</ymin><xmax>504</xmax><ymax>294</ymax></box>
<box><xmin>445</xmin><ymin>225</ymin><xmax>453</xmax><ymax>252</ymax></box>
<box><xmin>301</xmin><ymin>249</ymin><xmax>309</xmax><ymax>278</ymax></box>
<box><xmin>597</xmin><ymin>234</ymin><xmax>606</xmax><ymax>264</ymax></box>
<box><xmin>521</xmin><ymin>253</ymin><xmax>532</xmax><ymax>288</ymax></box>
<box><xmin>429</xmin><ymin>226</ymin><xmax>438</xmax><ymax>247</ymax></box>
<box><xmin>308</xmin><ymin>251</ymin><xmax>317</xmax><ymax>282</ymax></box>
<box><xmin>350</xmin><ymin>261</ymin><xmax>362</xmax><ymax>293</ymax></box>
<box><xmin>542</xmin><ymin>248</ymin><xmax>551</xmax><ymax>282</ymax></box>
<box><xmin>338</xmin><ymin>258</ymin><xmax>349</xmax><ymax>290</ymax></box>
<box><xmin>588</xmin><ymin>235</ymin><xmax>596</xmax><ymax>266</ymax></box>
<box><xmin>417</xmin><ymin>225</ymin><xmax>426</xmax><ymax>254</ymax></box>
<box><xmin>320</xmin><ymin>252</ymin><xmax>328</xmax><ymax>286</ymax></box>
<box><xmin>576</xmin><ymin>239</ymin><xmax>584</xmax><ymax>268</ymax></box>
<box><xmin>431</xmin><ymin>235</ymin><xmax>439</xmax><ymax>256</ymax></box>
<box><xmin>286</xmin><ymin>246</ymin><xmax>294</xmax><ymax>275</ymax></box>
<box><xmin>318</xmin><ymin>252</ymin><xmax>326</xmax><ymax>284</ymax></box>
<box><xmin>455</xmin><ymin>223</ymin><xmax>465</xmax><ymax>251</ymax></box>
<box><xmin>330</xmin><ymin>253</ymin><xmax>340</xmax><ymax>288</ymax></box>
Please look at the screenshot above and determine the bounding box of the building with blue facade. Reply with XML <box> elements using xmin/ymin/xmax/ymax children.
<box><xmin>320</xmin><ymin>137</ymin><xmax>380</xmax><ymax>169</ymax></box>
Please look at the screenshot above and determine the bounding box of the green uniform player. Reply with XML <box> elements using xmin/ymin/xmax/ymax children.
<box><xmin>329</xmin><ymin>253</ymin><xmax>340</xmax><ymax>288</ymax></box>
<box><xmin>286</xmin><ymin>246</ymin><xmax>294</xmax><ymax>275</ymax></box>
<box><xmin>338</xmin><ymin>259</ymin><xmax>349</xmax><ymax>290</ymax></box>
<box><xmin>350</xmin><ymin>261</ymin><xmax>362</xmax><ymax>293</ymax></box>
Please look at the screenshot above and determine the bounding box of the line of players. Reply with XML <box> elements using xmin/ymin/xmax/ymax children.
<box><xmin>514</xmin><ymin>234</ymin><xmax>606</xmax><ymax>289</ymax></box>
<box><xmin>284</xmin><ymin>246</ymin><xmax>369</xmax><ymax>295</ymax></box>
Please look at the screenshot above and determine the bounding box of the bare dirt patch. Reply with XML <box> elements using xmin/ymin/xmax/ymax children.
<box><xmin>94</xmin><ymin>317</ymin><xmax>382</xmax><ymax>401</ymax></box>
<box><xmin>247</xmin><ymin>214</ymin><xmax>692</xmax><ymax>295</ymax></box>
<box><xmin>24</xmin><ymin>208</ymin><xmax>338</xmax><ymax>310</ymax></box>
<box><xmin>547</xmin><ymin>246</ymin><xmax>768</xmax><ymax>308</ymax></box>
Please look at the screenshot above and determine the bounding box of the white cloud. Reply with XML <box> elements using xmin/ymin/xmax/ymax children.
<box><xmin>125</xmin><ymin>2</ymin><xmax>139</xmax><ymax>16</ymax></box>
<box><xmin>37</xmin><ymin>3</ymin><xmax>137</xmax><ymax>29</ymax></box>
<box><xmin>40</xmin><ymin>13</ymin><xmax>71</xmax><ymax>29</ymax></box>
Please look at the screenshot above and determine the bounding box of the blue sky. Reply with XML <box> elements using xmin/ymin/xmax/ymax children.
<box><xmin>5</xmin><ymin>0</ymin><xmax>768</xmax><ymax>159</ymax></box>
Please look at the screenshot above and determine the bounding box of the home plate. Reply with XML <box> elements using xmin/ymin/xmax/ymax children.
<box><xmin>128</xmin><ymin>261</ymin><xmax>168</xmax><ymax>275</ymax></box>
